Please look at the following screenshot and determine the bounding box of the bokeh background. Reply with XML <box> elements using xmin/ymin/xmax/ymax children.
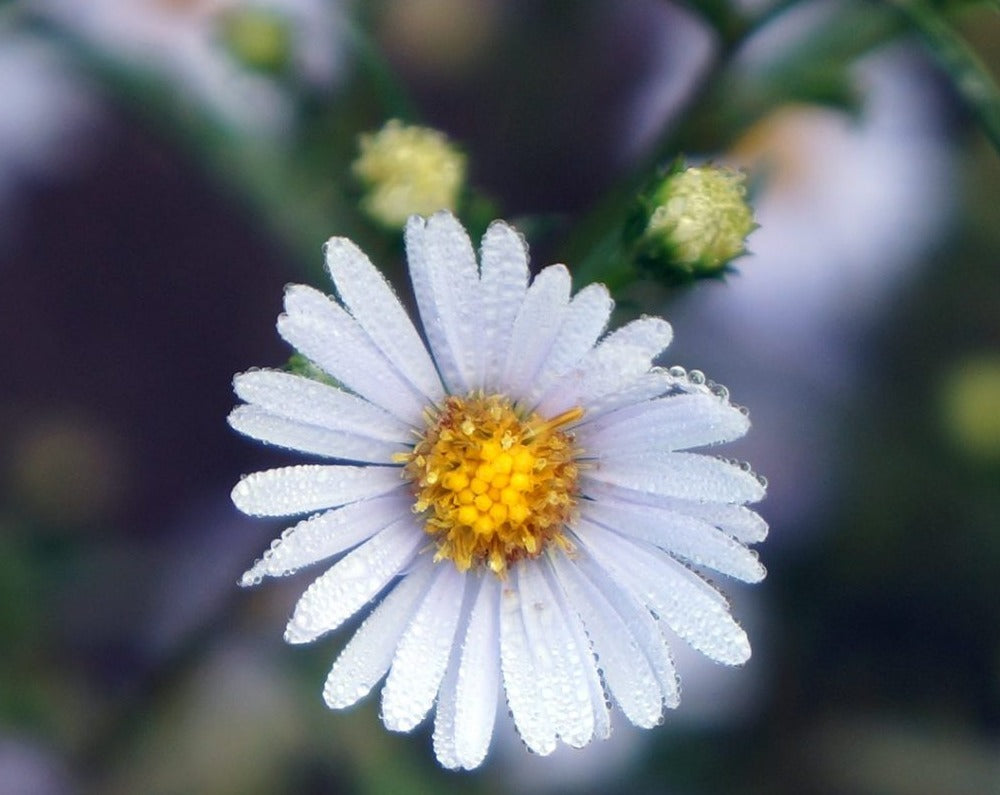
<box><xmin>2</xmin><ymin>0</ymin><xmax>999</xmax><ymax>793</ymax></box>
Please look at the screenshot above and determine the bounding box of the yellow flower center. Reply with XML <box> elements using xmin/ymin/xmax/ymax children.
<box><xmin>399</xmin><ymin>395</ymin><xmax>583</xmax><ymax>575</ymax></box>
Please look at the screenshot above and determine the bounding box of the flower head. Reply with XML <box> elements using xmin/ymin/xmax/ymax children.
<box><xmin>353</xmin><ymin>120</ymin><xmax>466</xmax><ymax>228</ymax></box>
<box><xmin>230</xmin><ymin>212</ymin><xmax>767</xmax><ymax>769</ymax></box>
<box><xmin>633</xmin><ymin>162</ymin><xmax>756</xmax><ymax>281</ymax></box>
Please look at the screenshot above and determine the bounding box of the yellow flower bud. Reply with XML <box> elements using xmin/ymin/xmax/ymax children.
<box><xmin>353</xmin><ymin>120</ymin><xmax>466</xmax><ymax>229</ymax></box>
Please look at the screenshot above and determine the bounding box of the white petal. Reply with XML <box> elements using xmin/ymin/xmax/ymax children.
<box><xmin>285</xmin><ymin>518</ymin><xmax>422</xmax><ymax>644</ymax></box>
<box><xmin>278</xmin><ymin>285</ymin><xmax>426</xmax><ymax>424</ymax></box>
<box><xmin>240</xmin><ymin>492</ymin><xmax>413</xmax><ymax>584</ymax></box>
<box><xmin>575</xmin><ymin>552</ymin><xmax>680</xmax><ymax>708</ymax></box>
<box><xmin>526</xmin><ymin>283</ymin><xmax>614</xmax><ymax>404</ymax></box>
<box><xmin>432</xmin><ymin>634</ymin><xmax>462</xmax><ymax>770</ymax></box>
<box><xmin>537</xmin><ymin>316</ymin><xmax>674</xmax><ymax>417</ymax></box>
<box><xmin>325</xmin><ymin>237</ymin><xmax>445</xmax><ymax>404</ymax></box>
<box><xmin>452</xmin><ymin>575</ymin><xmax>501</xmax><ymax>769</ymax></box>
<box><xmin>582</xmin><ymin>479</ymin><xmax>769</xmax><ymax>543</ymax></box>
<box><xmin>584</xmin><ymin>452</ymin><xmax>766</xmax><ymax>504</ymax></box>
<box><xmin>681</xmin><ymin>502</ymin><xmax>769</xmax><ymax>544</ymax></box>
<box><xmin>573</xmin><ymin>368</ymin><xmax>674</xmax><ymax>423</ymax></box>
<box><xmin>233</xmin><ymin>369</ymin><xmax>412</xmax><ymax>443</ymax></box>
<box><xmin>382</xmin><ymin>564</ymin><xmax>467</xmax><ymax>732</ymax></box>
<box><xmin>478</xmin><ymin>221</ymin><xmax>530</xmax><ymax>392</ymax></box>
<box><xmin>582</xmin><ymin>498</ymin><xmax>766</xmax><ymax>583</ymax></box>
<box><xmin>580</xmin><ymin>524</ymin><xmax>751</xmax><ymax>664</ymax></box>
<box><xmin>549</xmin><ymin>552</ymin><xmax>664</xmax><ymax>727</ymax></box>
<box><xmin>543</xmin><ymin>560</ymin><xmax>611</xmax><ymax>743</ymax></box>
<box><xmin>536</xmin><ymin>343</ymin><xmax>652</xmax><ymax>417</ymax></box>
<box><xmin>323</xmin><ymin>557</ymin><xmax>437</xmax><ymax>708</ymax></box>
<box><xmin>228</xmin><ymin>405</ymin><xmax>406</xmax><ymax>463</ymax></box>
<box><xmin>500</xmin><ymin>570</ymin><xmax>555</xmax><ymax>755</ymax></box>
<box><xmin>405</xmin><ymin>212</ymin><xmax>481</xmax><ymax>394</ymax></box>
<box><xmin>582</xmin><ymin>393</ymin><xmax>750</xmax><ymax>454</ymax></box>
<box><xmin>231</xmin><ymin>464</ymin><xmax>403</xmax><ymax>517</ymax></box>
<box><xmin>513</xmin><ymin>560</ymin><xmax>598</xmax><ymax>748</ymax></box>
<box><xmin>601</xmin><ymin>315</ymin><xmax>673</xmax><ymax>355</ymax></box>
<box><xmin>502</xmin><ymin>264</ymin><xmax>572</xmax><ymax>401</ymax></box>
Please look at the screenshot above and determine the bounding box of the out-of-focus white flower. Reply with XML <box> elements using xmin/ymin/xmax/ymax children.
<box><xmin>229</xmin><ymin>211</ymin><xmax>767</xmax><ymax>769</ymax></box>
<box><xmin>34</xmin><ymin>0</ymin><xmax>347</xmax><ymax>136</ymax></box>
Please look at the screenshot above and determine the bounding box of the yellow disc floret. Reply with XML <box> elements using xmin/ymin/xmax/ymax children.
<box><xmin>399</xmin><ymin>395</ymin><xmax>583</xmax><ymax>575</ymax></box>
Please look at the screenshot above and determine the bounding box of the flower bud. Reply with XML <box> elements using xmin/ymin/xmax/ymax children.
<box><xmin>218</xmin><ymin>7</ymin><xmax>292</xmax><ymax>75</ymax></box>
<box><xmin>631</xmin><ymin>161</ymin><xmax>756</xmax><ymax>282</ymax></box>
<box><xmin>353</xmin><ymin>120</ymin><xmax>466</xmax><ymax>229</ymax></box>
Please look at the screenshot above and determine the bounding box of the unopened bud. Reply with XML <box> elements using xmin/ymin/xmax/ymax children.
<box><xmin>632</xmin><ymin>162</ymin><xmax>756</xmax><ymax>282</ymax></box>
<box><xmin>353</xmin><ymin>120</ymin><xmax>466</xmax><ymax>229</ymax></box>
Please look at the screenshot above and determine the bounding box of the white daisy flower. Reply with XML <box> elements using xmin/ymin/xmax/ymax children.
<box><xmin>230</xmin><ymin>211</ymin><xmax>767</xmax><ymax>770</ymax></box>
<box><xmin>34</xmin><ymin>0</ymin><xmax>346</xmax><ymax>137</ymax></box>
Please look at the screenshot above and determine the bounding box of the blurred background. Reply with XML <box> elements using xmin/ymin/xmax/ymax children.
<box><xmin>1</xmin><ymin>0</ymin><xmax>999</xmax><ymax>793</ymax></box>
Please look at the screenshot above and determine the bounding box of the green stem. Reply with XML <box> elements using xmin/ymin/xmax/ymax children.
<box><xmin>893</xmin><ymin>0</ymin><xmax>1000</xmax><ymax>155</ymax></box>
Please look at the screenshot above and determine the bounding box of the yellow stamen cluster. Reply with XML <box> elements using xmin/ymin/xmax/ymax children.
<box><xmin>400</xmin><ymin>395</ymin><xmax>583</xmax><ymax>575</ymax></box>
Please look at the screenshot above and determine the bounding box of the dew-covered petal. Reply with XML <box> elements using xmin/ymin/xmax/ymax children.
<box><xmin>514</xmin><ymin>560</ymin><xmax>598</xmax><ymax>748</ymax></box>
<box><xmin>500</xmin><ymin>571</ymin><xmax>555</xmax><ymax>755</ymax></box>
<box><xmin>278</xmin><ymin>285</ymin><xmax>426</xmax><ymax>423</ymax></box>
<box><xmin>543</xmin><ymin>561</ymin><xmax>611</xmax><ymax>743</ymax></box>
<box><xmin>680</xmin><ymin>502</ymin><xmax>769</xmax><ymax>543</ymax></box>
<box><xmin>602</xmin><ymin>315</ymin><xmax>673</xmax><ymax>354</ymax></box>
<box><xmin>232</xmin><ymin>464</ymin><xmax>403</xmax><ymax>517</ymax></box>
<box><xmin>233</xmin><ymin>369</ymin><xmax>412</xmax><ymax>443</ymax></box>
<box><xmin>580</xmin><ymin>523</ymin><xmax>751</xmax><ymax>665</ymax></box>
<box><xmin>323</xmin><ymin>557</ymin><xmax>437</xmax><ymax>708</ymax></box>
<box><xmin>536</xmin><ymin>317</ymin><xmax>674</xmax><ymax>417</ymax></box>
<box><xmin>502</xmin><ymin>264</ymin><xmax>571</xmax><ymax>401</ymax></box>
<box><xmin>228</xmin><ymin>405</ymin><xmax>407</xmax><ymax>463</ymax></box>
<box><xmin>582</xmin><ymin>498</ymin><xmax>766</xmax><ymax>583</ymax></box>
<box><xmin>240</xmin><ymin>491</ymin><xmax>413</xmax><ymax>584</ymax></box>
<box><xmin>572</xmin><ymin>369</ymin><xmax>674</xmax><ymax>424</ymax></box>
<box><xmin>582</xmin><ymin>392</ymin><xmax>750</xmax><ymax>454</ymax></box>
<box><xmin>575</xmin><ymin>552</ymin><xmax>680</xmax><ymax>708</ymax></box>
<box><xmin>285</xmin><ymin>518</ymin><xmax>422</xmax><ymax>644</ymax></box>
<box><xmin>478</xmin><ymin>221</ymin><xmax>530</xmax><ymax>392</ymax></box>
<box><xmin>382</xmin><ymin>564</ymin><xmax>467</xmax><ymax>732</ymax></box>
<box><xmin>452</xmin><ymin>575</ymin><xmax>501</xmax><ymax>769</ymax></box>
<box><xmin>549</xmin><ymin>552</ymin><xmax>664</xmax><ymax>727</ymax></box>
<box><xmin>582</xmin><ymin>479</ymin><xmax>769</xmax><ymax>543</ymax></box>
<box><xmin>584</xmin><ymin>452</ymin><xmax>766</xmax><ymax>505</ymax></box>
<box><xmin>526</xmin><ymin>283</ymin><xmax>613</xmax><ymax>404</ymax></box>
<box><xmin>432</xmin><ymin>631</ymin><xmax>462</xmax><ymax>770</ymax></box>
<box><xmin>405</xmin><ymin>212</ymin><xmax>481</xmax><ymax>394</ymax></box>
<box><xmin>325</xmin><ymin>237</ymin><xmax>444</xmax><ymax>403</ymax></box>
<box><xmin>537</xmin><ymin>345</ymin><xmax>653</xmax><ymax>418</ymax></box>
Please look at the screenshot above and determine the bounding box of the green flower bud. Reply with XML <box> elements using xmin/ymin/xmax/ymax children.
<box><xmin>631</xmin><ymin>161</ymin><xmax>756</xmax><ymax>283</ymax></box>
<box><xmin>353</xmin><ymin>120</ymin><xmax>467</xmax><ymax>230</ymax></box>
<box><xmin>218</xmin><ymin>7</ymin><xmax>293</xmax><ymax>75</ymax></box>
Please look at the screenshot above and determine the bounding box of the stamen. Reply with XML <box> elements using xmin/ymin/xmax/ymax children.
<box><xmin>400</xmin><ymin>394</ymin><xmax>583</xmax><ymax>576</ymax></box>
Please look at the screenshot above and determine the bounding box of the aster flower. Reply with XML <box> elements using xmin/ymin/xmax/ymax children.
<box><xmin>34</xmin><ymin>0</ymin><xmax>345</xmax><ymax>136</ymax></box>
<box><xmin>230</xmin><ymin>211</ymin><xmax>767</xmax><ymax>770</ymax></box>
